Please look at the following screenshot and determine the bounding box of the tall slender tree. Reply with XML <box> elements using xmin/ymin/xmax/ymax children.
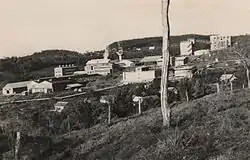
<box><xmin>161</xmin><ymin>0</ymin><xmax>171</xmax><ymax>127</ymax></box>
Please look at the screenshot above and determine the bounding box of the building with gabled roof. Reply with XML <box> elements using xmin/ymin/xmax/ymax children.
<box><xmin>84</xmin><ymin>58</ymin><xmax>113</xmax><ymax>76</ymax></box>
<box><xmin>140</xmin><ymin>55</ymin><xmax>162</xmax><ymax>64</ymax></box>
<box><xmin>2</xmin><ymin>81</ymin><xmax>31</xmax><ymax>96</ymax></box>
<box><xmin>220</xmin><ymin>74</ymin><xmax>237</xmax><ymax>82</ymax></box>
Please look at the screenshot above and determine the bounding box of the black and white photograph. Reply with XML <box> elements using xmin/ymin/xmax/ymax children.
<box><xmin>0</xmin><ymin>0</ymin><xmax>249</xmax><ymax>159</ymax></box>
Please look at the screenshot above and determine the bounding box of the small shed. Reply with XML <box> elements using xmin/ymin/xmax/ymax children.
<box><xmin>53</xmin><ymin>101</ymin><xmax>68</xmax><ymax>113</ymax></box>
<box><xmin>220</xmin><ymin>74</ymin><xmax>237</xmax><ymax>83</ymax></box>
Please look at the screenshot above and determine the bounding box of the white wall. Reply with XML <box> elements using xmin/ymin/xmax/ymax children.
<box><xmin>2</xmin><ymin>87</ymin><xmax>14</xmax><ymax>95</ymax></box>
<box><xmin>180</xmin><ymin>41</ymin><xmax>193</xmax><ymax>56</ymax></box>
<box><xmin>123</xmin><ymin>70</ymin><xmax>155</xmax><ymax>83</ymax></box>
<box><xmin>27</xmin><ymin>81</ymin><xmax>53</xmax><ymax>94</ymax></box>
<box><xmin>85</xmin><ymin>63</ymin><xmax>112</xmax><ymax>76</ymax></box>
<box><xmin>194</xmin><ymin>49</ymin><xmax>210</xmax><ymax>56</ymax></box>
<box><xmin>174</xmin><ymin>70</ymin><xmax>193</xmax><ymax>78</ymax></box>
<box><xmin>54</xmin><ymin>67</ymin><xmax>63</xmax><ymax>77</ymax></box>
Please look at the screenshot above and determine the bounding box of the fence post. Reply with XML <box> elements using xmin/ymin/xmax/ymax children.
<box><xmin>230</xmin><ymin>81</ymin><xmax>233</xmax><ymax>92</ymax></box>
<box><xmin>138</xmin><ymin>100</ymin><xmax>141</xmax><ymax>115</ymax></box>
<box><xmin>108</xmin><ymin>103</ymin><xmax>111</xmax><ymax>124</ymax></box>
<box><xmin>216</xmin><ymin>83</ymin><xmax>220</xmax><ymax>93</ymax></box>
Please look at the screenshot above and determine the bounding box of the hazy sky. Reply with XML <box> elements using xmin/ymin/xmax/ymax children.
<box><xmin>0</xmin><ymin>0</ymin><xmax>250</xmax><ymax>57</ymax></box>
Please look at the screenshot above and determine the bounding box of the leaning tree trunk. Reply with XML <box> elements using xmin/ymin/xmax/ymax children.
<box><xmin>161</xmin><ymin>0</ymin><xmax>171</xmax><ymax>127</ymax></box>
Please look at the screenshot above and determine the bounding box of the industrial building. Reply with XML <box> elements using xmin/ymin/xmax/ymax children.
<box><xmin>54</xmin><ymin>64</ymin><xmax>78</xmax><ymax>78</ymax></box>
<box><xmin>84</xmin><ymin>58</ymin><xmax>113</xmax><ymax>76</ymax></box>
<box><xmin>122</xmin><ymin>66</ymin><xmax>157</xmax><ymax>83</ymax></box>
<box><xmin>2</xmin><ymin>81</ymin><xmax>31</xmax><ymax>96</ymax></box>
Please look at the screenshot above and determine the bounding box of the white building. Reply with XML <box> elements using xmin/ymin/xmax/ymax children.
<box><xmin>54</xmin><ymin>64</ymin><xmax>78</xmax><ymax>78</ymax></box>
<box><xmin>175</xmin><ymin>56</ymin><xmax>189</xmax><ymax>67</ymax></box>
<box><xmin>84</xmin><ymin>59</ymin><xmax>113</xmax><ymax>76</ymax></box>
<box><xmin>220</xmin><ymin>74</ymin><xmax>237</xmax><ymax>82</ymax></box>
<box><xmin>194</xmin><ymin>49</ymin><xmax>210</xmax><ymax>56</ymax></box>
<box><xmin>156</xmin><ymin>56</ymin><xmax>175</xmax><ymax>67</ymax></box>
<box><xmin>116</xmin><ymin>60</ymin><xmax>135</xmax><ymax>68</ymax></box>
<box><xmin>27</xmin><ymin>81</ymin><xmax>53</xmax><ymax>94</ymax></box>
<box><xmin>174</xmin><ymin>66</ymin><xmax>196</xmax><ymax>79</ymax></box>
<box><xmin>123</xmin><ymin>66</ymin><xmax>155</xmax><ymax>83</ymax></box>
<box><xmin>180</xmin><ymin>41</ymin><xmax>193</xmax><ymax>56</ymax></box>
<box><xmin>210</xmin><ymin>35</ymin><xmax>231</xmax><ymax>51</ymax></box>
<box><xmin>140</xmin><ymin>55</ymin><xmax>162</xmax><ymax>65</ymax></box>
<box><xmin>2</xmin><ymin>81</ymin><xmax>31</xmax><ymax>96</ymax></box>
<box><xmin>53</xmin><ymin>101</ymin><xmax>68</xmax><ymax>113</ymax></box>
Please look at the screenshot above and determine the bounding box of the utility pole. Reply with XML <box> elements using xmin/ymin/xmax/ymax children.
<box><xmin>161</xmin><ymin>0</ymin><xmax>171</xmax><ymax>128</ymax></box>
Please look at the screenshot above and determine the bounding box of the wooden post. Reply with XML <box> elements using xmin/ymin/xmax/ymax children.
<box><xmin>230</xmin><ymin>81</ymin><xmax>233</xmax><ymax>92</ymax></box>
<box><xmin>108</xmin><ymin>103</ymin><xmax>111</xmax><ymax>124</ymax></box>
<box><xmin>67</xmin><ymin>115</ymin><xmax>71</xmax><ymax>135</ymax></box>
<box><xmin>15</xmin><ymin>131</ymin><xmax>21</xmax><ymax>160</ymax></box>
<box><xmin>247</xmin><ymin>68</ymin><xmax>250</xmax><ymax>89</ymax></box>
<box><xmin>243</xmin><ymin>83</ymin><xmax>245</xmax><ymax>89</ymax></box>
<box><xmin>216</xmin><ymin>83</ymin><xmax>220</xmax><ymax>93</ymax></box>
<box><xmin>138</xmin><ymin>99</ymin><xmax>142</xmax><ymax>115</ymax></box>
<box><xmin>185</xmin><ymin>88</ymin><xmax>189</xmax><ymax>102</ymax></box>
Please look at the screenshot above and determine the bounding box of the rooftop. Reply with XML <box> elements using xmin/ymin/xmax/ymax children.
<box><xmin>140</xmin><ymin>55</ymin><xmax>162</xmax><ymax>63</ymax></box>
<box><xmin>220</xmin><ymin>74</ymin><xmax>237</xmax><ymax>81</ymax></box>
<box><xmin>86</xmin><ymin>58</ymin><xmax>110</xmax><ymax>65</ymax></box>
<box><xmin>3</xmin><ymin>81</ymin><xmax>31</xmax><ymax>89</ymax></box>
<box><xmin>175</xmin><ymin>56</ymin><xmax>188</xmax><ymax>61</ymax></box>
<box><xmin>54</xmin><ymin>101</ymin><xmax>68</xmax><ymax>107</ymax></box>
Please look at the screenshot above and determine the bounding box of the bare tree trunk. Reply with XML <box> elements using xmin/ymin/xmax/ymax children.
<box><xmin>161</xmin><ymin>0</ymin><xmax>171</xmax><ymax>127</ymax></box>
<box><xmin>246</xmin><ymin>67</ymin><xmax>250</xmax><ymax>89</ymax></box>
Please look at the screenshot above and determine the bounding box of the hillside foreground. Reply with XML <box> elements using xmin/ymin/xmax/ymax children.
<box><xmin>1</xmin><ymin>89</ymin><xmax>250</xmax><ymax>159</ymax></box>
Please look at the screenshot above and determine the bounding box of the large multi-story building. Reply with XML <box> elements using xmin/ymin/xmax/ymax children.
<box><xmin>54</xmin><ymin>64</ymin><xmax>78</xmax><ymax>78</ymax></box>
<box><xmin>210</xmin><ymin>35</ymin><xmax>231</xmax><ymax>51</ymax></box>
<box><xmin>84</xmin><ymin>59</ymin><xmax>113</xmax><ymax>76</ymax></box>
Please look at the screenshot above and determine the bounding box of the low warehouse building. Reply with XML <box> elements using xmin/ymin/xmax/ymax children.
<box><xmin>2</xmin><ymin>81</ymin><xmax>31</xmax><ymax>96</ymax></box>
<box><xmin>27</xmin><ymin>81</ymin><xmax>53</xmax><ymax>94</ymax></box>
<box><xmin>122</xmin><ymin>66</ymin><xmax>156</xmax><ymax>83</ymax></box>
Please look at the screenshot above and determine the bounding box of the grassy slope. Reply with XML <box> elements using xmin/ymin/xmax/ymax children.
<box><xmin>40</xmin><ymin>90</ymin><xmax>250</xmax><ymax>160</ymax></box>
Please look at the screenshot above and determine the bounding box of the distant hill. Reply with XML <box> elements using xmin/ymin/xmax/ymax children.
<box><xmin>0</xmin><ymin>50</ymin><xmax>104</xmax><ymax>82</ymax></box>
<box><xmin>108</xmin><ymin>34</ymin><xmax>211</xmax><ymax>59</ymax></box>
<box><xmin>1</xmin><ymin>34</ymin><xmax>249</xmax><ymax>83</ymax></box>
